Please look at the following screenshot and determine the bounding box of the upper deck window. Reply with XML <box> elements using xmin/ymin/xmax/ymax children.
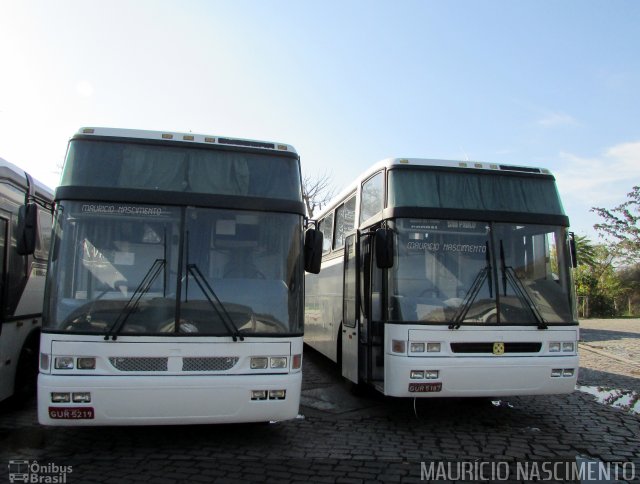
<box><xmin>388</xmin><ymin>169</ymin><xmax>564</xmax><ymax>215</ymax></box>
<box><xmin>61</xmin><ymin>140</ymin><xmax>302</xmax><ymax>202</ymax></box>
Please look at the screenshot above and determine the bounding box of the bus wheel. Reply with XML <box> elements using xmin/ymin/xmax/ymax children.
<box><xmin>12</xmin><ymin>340</ymin><xmax>39</xmax><ymax>405</ymax></box>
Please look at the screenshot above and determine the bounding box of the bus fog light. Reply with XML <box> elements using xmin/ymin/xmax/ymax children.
<box><xmin>72</xmin><ymin>392</ymin><xmax>91</xmax><ymax>403</ymax></box>
<box><xmin>551</xmin><ymin>368</ymin><xmax>563</xmax><ymax>377</ymax></box>
<box><xmin>410</xmin><ymin>370</ymin><xmax>424</xmax><ymax>379</ymax></box>
<box><xmin>269</xmin><ymin>389</ymin><xmax>286</xmax><ymax>400</ymax></box>
<box><xmin>270</xmin><ymin>357</ymin><xmax>287</xmax><ymax>369</ymax></box>
<box><xmin>51</xmin><ymin>392</ymin><xmax>70</xmax><ymax>403</ymax></box>
<box><xmin>563</xmin><ymin>368</ymin><xmax>575</xmax><ymax>377</ymax></box>
<box><xmin>392</xmin><ymin>340</ymin><xmax>406</xmax><ymax>353</ymax></box>
<box><xmin>55</xmin><ymin>357</ymin><xmax>74</xmax><ymax>370</ymax></box>
<box><xmin>250</xmin><ymin>357</ymin><xmax>268</xmax><ymax>369</ymax></box>
<box><xmin>562</xmin><ymin>342</ymin><xmax>575</xmax><ymax>352</ymax></box>
<box><xmin>410</xmin><ymin>343</ymin><xmax>425</xmax><ymax>353</ymax></box>
<box><xmin>426</xmin><ymin>343</ymin><xmax>441</xmax><ymax>353</ymax></box>
<box><xmin>77</xmin><ymin>357</ymin><xmax>96</xmax><ymax>370</ymax></box>
<box><xmin>40</xmin><ymin>353</ymin><xmax>50</xmax><ymax>371</ymax></box>
<box><xmin>549</xmin><ymin>343</ymin><xmax>561</xmax><ymax>352</ymax></box>
<box><xmin>292</xmin><ymin>354</ymin><xmax>302</xmax><ymax>370</ymax></box>
<box><xmin>251</xmin><ymin>390</ymin><xmax>267</xmax><ymax>400</ymax></box>
<box><xmin>425</xmin><ymin>370</ymin><xmax>439</xmax><ymax>379</ymax></box>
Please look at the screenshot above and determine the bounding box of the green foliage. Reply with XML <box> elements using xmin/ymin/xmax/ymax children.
<box><xmin>580</xmin><ymin>186</ymin><xmax>640</xmax><ymax>317</ymax></box>
<box><xmin>591</xmin><ymin>185</ymin><xmax>640</xmax><ymax>264</ymax></box>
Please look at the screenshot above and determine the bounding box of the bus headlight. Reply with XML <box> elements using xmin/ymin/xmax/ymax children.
<box><xmin>250</xmin><ymin>357</ymin><xmax>268</xmax><ymax>369</ymax></box>
<box><xmin>51</xmin><ymin>392</ymin><xmax>71</xmax><ymax>403</ymax></box>
<box><xmin>270</xmin><ymin>357</ymin><xmax>287</xmax><ymax>369</ymax></box>
<box><xmin>426</xmin><ymin>343</ymin><xmax>441</xmax><ymax>353</ymax></box>
<box><xmin>549</xmin><ymin>343</ymin><xmax>561</xmax><ymax>352</ymax></box>
<box><xmin>77</xmin><ymin>357</ymin><xmax>96</xmax><ymax>370</ymax></box>
<box><xmin>410</xmin><ymin>343</ymin><xmax>425</xmax><ymax>353</ymax></box>
<box><xmin>562</xmin><ymin>342</ymin><xmax>575</xmax><ymax>352</ymax></box>
<box><xmin>268</xmin><ymin>390</ymin><xmax>286</xmax><ymax>400</ymax></box>
<box><xmin>410</xmin><ymin>370</ymin><xmax>424</xmax><ymax>379</ymax></box>
<box><xmin>55</xmin><ymin>357</ymin><xmax>74</xmax><ymax>370</ymax></box>
<box><xmin>72</xmin><ymin>392</ymin><xmax>92</xmax><ymax>403</ymax></box>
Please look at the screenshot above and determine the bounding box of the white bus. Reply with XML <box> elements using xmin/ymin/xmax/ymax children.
<box><xmin>0</xmin><ymin>158</ymin><xmax>53</xmax><ymax>404</ymax></box>
<box><xmin>305</xmin><ymin>158</ymin><xmax>578</xmax><ymax>398</ymax></box>
<box><xmin>38</xmin><ymin>128</ymin><xmax>321</xmax><ymax>425</ymax></box>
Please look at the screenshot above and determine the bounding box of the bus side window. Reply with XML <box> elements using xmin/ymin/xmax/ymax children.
<box><xmin>360</xmin><ymin>171</ymin><xmax>384</xmax><ymax>224</ymax></box>
<box><xmin>333</xmin><ymin>195</ymin><xmax>356</xmax><ymax>250</ymax></box>
<box><xmin>319</xmin><ymin>213</ymin><xmax>334</xmax><ymax>254</ymax></box>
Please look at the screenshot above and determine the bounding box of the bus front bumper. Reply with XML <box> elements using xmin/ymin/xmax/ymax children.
<box><xmin>384</xmin><ymin>354</ymin><xmax>579</xmax><ymax>398</ymax></box>
<box><xmin>38</xmin><ymin>372</ymin><xmax>301</xmax><ymax>426</ymax></box>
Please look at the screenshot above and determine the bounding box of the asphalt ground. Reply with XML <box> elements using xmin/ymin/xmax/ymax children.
<box><xmin>0</xmin><ymin>319</ymin><xmax>638</xmax><ymax>483</ymax></box>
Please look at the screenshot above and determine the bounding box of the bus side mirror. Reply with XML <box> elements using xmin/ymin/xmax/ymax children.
<box><xmin>17</xmin><ymin>203</ymin><xmax>38</xmax><ymax>256</ymax></box>
<box><xmin>375</xmin><ymin>228</ymin><xmax>394</xmax><ymax>269</ymax></box>
<box><xmin>569</xmin><ymin>232</ymin><xmax>578</xmax><ymax>268</ymax></box>
<box><xmin>304</xmin><ymin>228</ymin><xmax>323</xmax><ymax>274</ymax></box>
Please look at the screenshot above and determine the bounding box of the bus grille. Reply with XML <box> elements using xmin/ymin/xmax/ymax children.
<box><xmin>450</xmin><ymin>342</ymin><xmax>542</xmax><ymax>354</ymax></box>
<box><xmin>182</xmin><ymin>357</ymin><xmax>239</xmax><ymax>372</ymax></box>
<box><xmin>109</xmin><ymin>357</ymin><xmax>168</xmax><ymax>372</ymax></box>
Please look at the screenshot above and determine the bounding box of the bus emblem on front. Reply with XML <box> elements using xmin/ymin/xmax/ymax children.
<box><xmin>493</xmin><ymin>342</ymin><xmax>505</xmax><ymax>355</ymax></box>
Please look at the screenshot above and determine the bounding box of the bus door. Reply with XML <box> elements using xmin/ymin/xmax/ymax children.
<box><xmin>341</xmin><ymin>233</ymin><xmax>359</xmax><ymax>383</ymax></box>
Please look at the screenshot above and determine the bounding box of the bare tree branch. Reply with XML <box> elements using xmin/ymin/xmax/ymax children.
<box><xmin>302</xmin><ymin>171</ymin><xmax>336</xmax><ymax>218</ymax></box>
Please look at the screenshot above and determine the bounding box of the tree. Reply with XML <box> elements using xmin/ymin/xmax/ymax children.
<box><xmin>591</xmin><ymin>185</ymin><xmax>640</xmax><ymax>264</ymax></box>
<box><xmin>302</xmin><ymin>171</ymin><xmax>336</xmax><ymax>218</ymax></box>
<box><xmin>574</xmin><ymin>235</ymin><xmax>597</xmax><ymax>268</ymax></box>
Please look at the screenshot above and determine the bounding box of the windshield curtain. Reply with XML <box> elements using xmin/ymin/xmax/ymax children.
<box><xmin>44</xmin><ymin>201</ymin><xmax>303</xmax><ymax>335</ymax></box>
<box><xmin>61</xmin><ymin>140</ymin><xmax>302</xmax><ymax>201</ymax></box>
<box><xmin>388</xmin><ymin>169</ymin><xmax>565</xmax><ymax>215</ymax></box>
<box><xmin>389</xmin><ymin>219</ymin><xmax>575</xmax><ymax>325</ymax></box>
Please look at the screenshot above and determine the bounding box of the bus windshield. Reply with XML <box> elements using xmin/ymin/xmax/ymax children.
<box><xmin>45</xmin><ymin>201</ymin><xmax>303</xmax><ymax>335</ymax></box>
<box><xmin>389</xmin><ymin>219</ymin><xmax>575</xmax><ymax>325</ymax></box>
<box><xmin>61</xmin><ymin>139</ymin><xmax>302</xmax><ymax>201</ymax></box>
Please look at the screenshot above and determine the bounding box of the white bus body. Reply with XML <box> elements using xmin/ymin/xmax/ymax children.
<box><xmin>39</xmin><ymin>128</ymin><xmax>319</xmax><ymax>425</ymax></box>
<box><xmin>305</xmin><ymin>158</ymin><xmax>578</xmax><ymax>398</ymax></box>
<box><xmin>0</xmin><ymin>158</ymin><xmax>53</xmax><ymax>404</ymax></box>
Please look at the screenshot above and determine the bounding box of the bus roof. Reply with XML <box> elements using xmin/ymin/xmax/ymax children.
<box><xmin>0</xmin><ymin>157</ymin><xmax>54</xmax><ymax>203</ymax></box>
<box><xmin>73</xmin><ymin>127</ymin><xmax>298</xmax><ymax>155</ymax></box>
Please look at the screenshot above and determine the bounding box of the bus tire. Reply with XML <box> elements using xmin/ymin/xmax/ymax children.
<box><xmin>12</xmin><ymin>334</ymin><xmax>39</xmax><ymax>406</ymax></box>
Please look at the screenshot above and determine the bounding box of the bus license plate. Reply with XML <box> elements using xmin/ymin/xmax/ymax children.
<box><xmin>49</xmin><ymin>407</ymin><xmax>95</xmax><ymax>419</ymax></box>
<box><xmin>408</xmin><ymin>382</ymin><xmax>442</xmax><ymax>393</ymax></box>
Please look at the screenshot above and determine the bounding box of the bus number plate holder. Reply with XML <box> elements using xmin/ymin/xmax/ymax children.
<box><xmin>48</xmin><ymin>407</ymin><xmax>95</xmax><ymax>419</ymax></box>
<box><xmin>408</xmin><ymin>382</ymin><xmax>442</xmax><ymax>393</ymax></box>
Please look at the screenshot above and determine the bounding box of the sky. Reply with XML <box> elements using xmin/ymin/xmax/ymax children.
<box><xmin>1</xmin><ymin>0</ymin><xmax>638</xmax><ymax>240</ymax></box>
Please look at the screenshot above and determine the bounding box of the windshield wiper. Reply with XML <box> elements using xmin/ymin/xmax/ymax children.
<box><xmin>450</xmin><ymin>243</ymin><xmax>492</xmax><ymax>329</ymax></box>
<box><xmin>187</xmin><ymin>264</ymin><xmax>244</xmax><ymax>341</ymax></box>
<box><xmin>499</xmin><ymin>241</ymin><xmax>547</xmax><ymax>329</ymax></box>
<box><xmin>105</xmin><ymin>258</ymin><xmax>166</xmax><ymax>341</ymax></box>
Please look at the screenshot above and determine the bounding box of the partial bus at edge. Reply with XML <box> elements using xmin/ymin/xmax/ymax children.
<box><xmin>0</xmin><ymin>158</ymin><xmax>53</xmax><ymax>405</ymax></box>
<box><xmin>305</xmin><ymin>158</ymin><xmax>578</xmax><ymax>398</ymax></box>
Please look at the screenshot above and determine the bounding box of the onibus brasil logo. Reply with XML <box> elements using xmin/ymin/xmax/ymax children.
<box><xmin>8</xmin><ymin>460</ymin><xmax>72</xmax><ymax>483</ymax></box>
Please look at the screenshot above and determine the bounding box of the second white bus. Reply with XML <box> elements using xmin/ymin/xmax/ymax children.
<box><xmin>305</xmin><ymin>158</ymin><xmax>578</xmax><ymax>398</ymax></box>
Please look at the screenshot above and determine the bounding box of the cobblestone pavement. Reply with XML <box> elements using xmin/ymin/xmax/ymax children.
<box><xmin>578</xmin><ymin>318</ymin><xmax>640</xmax><ymax>392</ymax></box>
<box><xmin>1</xmin><ymin>321</ymin><xmax>639</xmax><ymax>483</ymax></box>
